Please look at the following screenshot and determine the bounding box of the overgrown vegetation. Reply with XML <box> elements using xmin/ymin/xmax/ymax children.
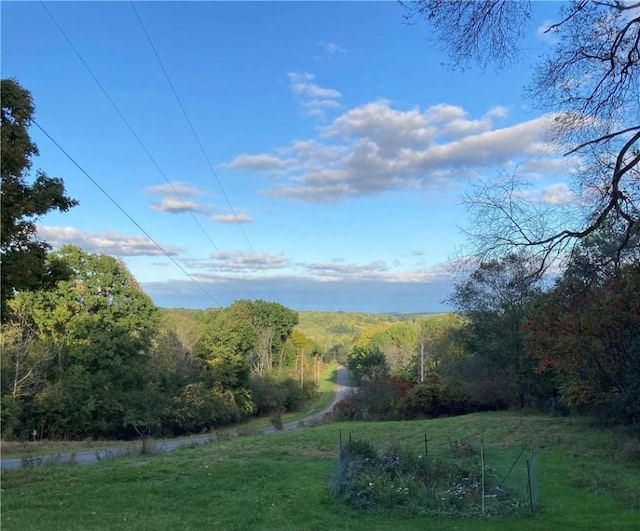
<box><xmin>330</xmin><ymin>436</ymin><xmax>536</xmax><ymax>516</ymax></box>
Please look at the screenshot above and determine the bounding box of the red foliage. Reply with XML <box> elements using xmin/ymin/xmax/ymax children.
<box><xmin>524</xmin><ymin>264</ymin><xmax>640</xmax><ymax>407</ymax></box>
<box><xmin>388</xmin><ymin>377</ymin><xmax>416</xmax><ymax>397</ymax></box>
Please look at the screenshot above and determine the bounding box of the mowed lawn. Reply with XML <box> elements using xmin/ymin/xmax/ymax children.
<box><xmin>2</xmin><ymin>412</ymin><xmax>639</xmax><ymax>530</ymax></box>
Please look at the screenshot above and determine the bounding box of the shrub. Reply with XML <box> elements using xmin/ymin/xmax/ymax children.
<box><xmin>398</xmin><ymin>381</ymin><xmax>471</xmax><ymax>419</ymax></box>
<box><xmin>249</xmin><ymin>376</ymin><xmax>318</xmax><ymax>417</ymax></box>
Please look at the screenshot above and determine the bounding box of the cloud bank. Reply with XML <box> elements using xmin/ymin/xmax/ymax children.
<box><xmin>225</xmin><ymin>92</ymin><xmax>567</xmax><ymax>203</ymax></box>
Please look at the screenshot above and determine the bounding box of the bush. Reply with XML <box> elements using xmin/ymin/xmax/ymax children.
<box><xmin>164</xmin><ymin>383</ymin><xmax>243</xmax><ymax>435</ymax></box>
<box><xmin>249</xmin><ymin>376</ymin><xmax>318</xmax><ymax>417</ymax></box>
<box><xmin>249</xmin><ymin>376</ymin><xmax>284</xmax><ymax>416</ymax></box>
<box><xmin>398</xmin><ymin>381</ymin><xmax>471</xmax><ymax>419</ymax></box>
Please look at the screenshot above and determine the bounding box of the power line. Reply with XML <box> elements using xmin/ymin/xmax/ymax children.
<box><xmin>130</xmin><ymin>1</ymin><xmax>269</xmax><ymax>278</ymax></box>
<box><xmin>33</xmin><ymin>119</ymin><xmax>222</xmax><ymax>308</ymax></box>
<box><xmin>39</xmin><ymin>1</ymin><xmax>225</xmax><ymax>259</ymax></box>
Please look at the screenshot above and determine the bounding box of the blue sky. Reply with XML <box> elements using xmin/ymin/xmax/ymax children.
<box><xmin>2</xmin><ymin>1</ymin><xmax>572</xmax><ymax>313</ymax></box>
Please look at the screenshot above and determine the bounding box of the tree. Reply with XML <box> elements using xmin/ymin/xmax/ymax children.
<box><xmin>8</xmin><ymin>246</ymin><xmax>159</xmax><ymax>438</ymax></box>
<box><xmin>525</xmin><ymin>238</ymin><xmax>640</xmax><ymax>422</ymax></box>
<box><xmin>196</xmin><ymin>302</ymin><xmax>256</xmax><ymax>391</ymax></box>
<box><xmin>249</xmin><ymin>300</ymin><xmax>299</xmax><ymax>375</ymax></box>
<box><xmin>348</xmin><ymin>344</ymin><xmax>388</xmax><ymax>386</ymax></box>
<box><xmin>1</xmin><ymin>78</ymin><xmax>77</xmax><ymax>320</ymax></box>
<box><xmin>369</xmin><ymin>322</ymin><xmax>418</xmax><ymax>377</ymax></box>
<box><xmin>404</xmin><ymin>1</ymin><xmax>639</xmax><ymax>270</ymax></box>
<box><xmin>448</xmin><ymin>254</ymin><xmax>546</xmax><ymax>408</ymax></box>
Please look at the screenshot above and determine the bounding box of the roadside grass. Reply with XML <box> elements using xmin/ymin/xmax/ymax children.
<box><xmin>2</xmin><ymin>412</ymin><xmax>639</xmax><ymax>530</ymax></box>
<box><xmin>0</xmin><ymin>364</ymin><xmax>340</xmax><ymax>459</ymax></box>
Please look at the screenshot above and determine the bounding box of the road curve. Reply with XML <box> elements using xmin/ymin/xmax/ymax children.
<box><xmin>1</xmin><ymin>365</ymin><xmax>351</xmax><ymax>470</ymax></box>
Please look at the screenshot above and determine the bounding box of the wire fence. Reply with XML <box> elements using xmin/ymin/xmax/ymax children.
<box><xmin>330</xmin><ymin>431</ymin><xmax>540</xmax><ymax>517</ymax></box>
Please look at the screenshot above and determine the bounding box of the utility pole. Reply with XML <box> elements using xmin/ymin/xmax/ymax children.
<box><xmin>299</xmin><ymin>349</ymin><xmax>304</xmax><ymax>388</ymax></box>
<box><xmin>420</xmin><ymin>342</ymin><xmax>425</xmax><ymax>383</ymax></box>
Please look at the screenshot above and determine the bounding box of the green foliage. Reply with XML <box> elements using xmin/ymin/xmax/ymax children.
<box><xmin>297</xmin><ymin>311</ymin><xmax>409</xmax><ymax>355</ymax></box>
<box><xmin>347</xmin><ymin>345</ymin><xmax>387</xmax><ymax>386</ymax></box>
<box><xmin>250</xmin><ymin>299</ymin><xmax>299</xmax><ymax>372</ymax></box>
<box><xmin>249</xmin><ymin>375</ymin><xmax>318</xmax><ymax>417</ymax></box>
<box><xmin>152</xmin><ymin>301</ymin><xmax>305</xmax><ymax>435</ymax></box>
<box><xmin>281</xmin><ymin>327</ymin><xmax>321</xmax><ymax>369</ymax></box>
<box><xmin>399</xmin><ymin>379</ymin><xmax>470</xmax><ymax>419</ymax></box>
<box><xmin>0</xmin><ymin>78</ymin><xmax>77</xmax><ymax>320</ymax></box>
<box><xmin>447</xmin><ymin>254</ymin><xmax>546</xmax><ymax>409</ymax></box>
<box><xmin>364</xmin><ymin>321</ymin><xmax>418</xmax><ymax>376</ymax></box>
<box><xmin>164</xmin><ymin>382</ymin><xmax>242</xmax><ymax>434</ymax></box>
<box><xmin>0</xmin><ymin>394</ymin><xmax>22</xmax><ymax>439</ymax></box>
<box><xmin>3</xmin><ymin>246</ymin><xmax>159</xmax><ymax>439</ymax></box>
<box><xmin>196</xmin><ymin>303</ymin><xmax>256</xmax><ymax>390</ymax></box>
<box><xmin>196</xmin><ymin>300</ymin><xmax>299</xmax><ymax>385</ymax></box>
<box><xmin>334</xmin><ymin>367</ymin><xmax>396</xmax><ymax>422</ymax></box>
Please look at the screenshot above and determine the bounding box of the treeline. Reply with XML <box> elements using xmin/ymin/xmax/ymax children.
<box><xmin>0</xmin><ymin>246</ymin><xmax>322</xmax><ymax>440</ymax></box>
<box><xmin>339</xmin><ymin>240</ymin><xmax>639</xmax><ymax>427</ymax></box>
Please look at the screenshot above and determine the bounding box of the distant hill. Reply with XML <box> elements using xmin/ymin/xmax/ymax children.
<box><xmin>296</xmin><ymin>310</ymin><xmax>449</xmax><ymax>354</ymax></box>
<box><xmin>159</xmin><ymin>306</ymin><xmax>455</xmax><ymax>356</ymax></box>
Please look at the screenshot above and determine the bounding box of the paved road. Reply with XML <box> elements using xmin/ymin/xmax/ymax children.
<box><xmin>1</xmin><ymin>365</ymin><xmax>351</xmax><ymax>470</ymax></box>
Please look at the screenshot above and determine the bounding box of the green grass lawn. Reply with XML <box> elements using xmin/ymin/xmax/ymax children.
<box><xmin>2</xmin><ymin>412</ymin><xmax>639</xmax><ymax>530</ymax></box>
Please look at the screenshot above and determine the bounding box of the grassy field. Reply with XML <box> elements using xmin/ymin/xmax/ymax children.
<box><xmin>2</xmin><ymin>412</ymin><xmax>638</xmax><ymax>530</ymax></box>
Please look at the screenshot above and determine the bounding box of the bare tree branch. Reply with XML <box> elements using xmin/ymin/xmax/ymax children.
<box><xmin>405</xmin><ymin>0</ymin><xmax>640</xmax><ymax>270</ymax></box>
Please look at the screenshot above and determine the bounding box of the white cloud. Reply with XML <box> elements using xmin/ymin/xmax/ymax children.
<box><xmin>212</xmin><ymin>213</ymin><xmax>252</xmax><ymax>224</ymax></box>
<box><xmin>536</xmin><ymin>19</ymin><xmax>560</xmax><ymax>44</ymax></box>
<box><xmin>150</xmin><ymin>197</ymin><xmax>214</xmax><ymax>214</ymax></box>
<box><xmin>143</xmin><ymin>181</ymin><xmax>207</xmax><ymax>197</ymax></box>
<box><xmin>289</xmin><ymin>72</ymin><xmax>342</xmax><ymax>99</ymax></box>
<box><xmin>288</xmin><ymin>72</ymin><xmax>342</xmax><ymax>118</ymax></box>
<box><xmin>225</xmin><ymin>99</ymin><xmax>560</xmax><ymax>203</ymax></box>
<box><xmin>320</xmin><ymin>41</ymin><xmax>346</xmax><ymax>54</ymax></box>
<box><xmin>144</xmin><ymin>181</ymin><xmax>215</xmax><ymax>214</ymax></box>
<box><xmin>223</xmin><ymin>153</ymin><xmax>286</xmax><ymax>170</ymax></box>
<box><xmin>515</xmin><ymin>182</ymin><xmax>576</xmax><ymax>206</ymax></box>
<box><xmin>304</xmin><ymin>259</ymin><xmax>389</xmax><ymax>281</ymax></box>
<box><xmin>541</xmin><ymin>183</ymin><xmax>575</xmax><ymax>205</ymax></box>
<box><xmin>484</xmin><ymin>105</ymin><xmax>509</xmax><ymax>119</ymax></box>
<box><xmin>519</xmin><ymin>156</ymin><xmax>580</xmax><ymax>177</ymax></box>
<box><xmin>141</xmin><ymin>255</ymin><xmax>455</xmax><ymax>312</ymax></box>
<box><xmin>302</xmin><ymin>99</ymin><xmax>342</xmax><ymax>110</ymax></box>
<box><xmin>208</xmin><ymin>251</ymin><xmax>286</xmax><ymax>272</ymax></box>
<box><xmin>36</xmin><ymin>226</ymin><xmax>183</xmax><ymax>256</ymax></box>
